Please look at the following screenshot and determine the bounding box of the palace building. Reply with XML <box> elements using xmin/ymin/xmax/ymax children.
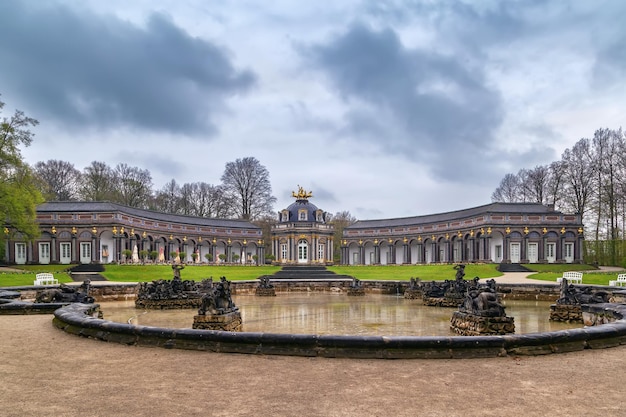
<box><xmin>2</xmin><ymin>195</ymin><xmax>584</xmax><ymax>266</ymax></box>
<box><xmin>340</xmin><ymin>202</ymin><xmax>584</xmax><ymax>265</ymax></box>
<box><xmin>270</xmin><ymin>186</ymin><xmax>334</xmax><ymax>265</ymax></box>
<box><xmin>3</xmin><ymin>202</ymin><xmax>264</xmax><ymax>265</ymax></box>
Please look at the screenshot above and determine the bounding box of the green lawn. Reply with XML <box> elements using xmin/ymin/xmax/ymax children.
<box><xmin>100</xmin><ymin>264</ymin><xmax>282</xmax><ymax>282</ymax></box>
<box><xmin>521</xmin><ymin>264</ymin><xmax>625</xmax><ymax>285</ymax></box>
<box><xmin>0</xmin><ymin>264</ymin><xmax>76</xmax><ymax>287</ymax></box>
<box><xmin>327</xmin><ymin>264</ymin><xmax>502</xmax><ymax>281</ymax></box>
<box><xmin>1</xmin><ymin>263</ymin><xmax>623</xmax><ymax>287</ymax></box>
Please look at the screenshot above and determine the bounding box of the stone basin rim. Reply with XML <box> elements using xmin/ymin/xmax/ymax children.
<box><xmin>51</xmin><ymin>300</ymin><xmax>626</xmax><ymax>359</ymax></box>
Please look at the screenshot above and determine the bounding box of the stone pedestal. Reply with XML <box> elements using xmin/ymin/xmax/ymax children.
<box><xmin>423</xmin><ymin>296</ymin><xmax>463</xmax><ymax>307</ymax></box>
<box><xmin>549</xmin><ymin>304</ymin><xmax>582</xmax><ymax>322</ymax></box>
<box><xmin>450</xmin><ymin>311</ymin><xmax>515</xmax><ymax>335</ymax></box>
<box><xmin>347</xmin><ymin>288</ymin><xmax>365</xmax><ymax>296</ymax></box>
<box><xmin>403</xmin><ymin>289</ymin><xmax>421</xmax><ymax>299</ymax></box>
<box><xmin>135</xmin><ymin>297</ymin><xmax>202</xmax><ymax>310</ymax></box>
<box><xmin>192</xmin><ymin>311</ymin><xmax>242</xmax><ymax>331</ymax></box>
<box><xmin>255</xmin><ymin>288</ymin><xmax>276</xmax><ymax>296</ymax></box>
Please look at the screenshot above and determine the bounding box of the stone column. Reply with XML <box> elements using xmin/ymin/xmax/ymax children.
<box><xmin>71</xmin><ymin>235</ymin><xmax>77</xmax><ymax>263</ymax></box>
<box><xmin>51</xmin><ymin>236</ymin><xmax>57</xmax><ymax>263</ymax></box>
<box><xmin>403</xmin><ymin>243</ymin><xmax>409</xmax><ymax>264</ymax></box>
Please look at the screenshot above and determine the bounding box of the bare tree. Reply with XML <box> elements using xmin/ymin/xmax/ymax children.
<box><xmin>113</xmin><ymin>163</ymin><xmax>153</xmax><ymax>208</ymax></box>
<box><xmin>491</xmin><ymin>173</ymin><xmax>521</xmax><ymax>202</ymax></box>
<box><xmin>546</xmin><ymin>160</ymin><xmax>565</xmax><ymax>209</ymax></box>
<box><xmin>220</xmin><ymin>157</ymin><xmax>276</xmax><ymax>220</ymax></box>
<box><xmin>519</xmin><ymin>165</ymin><xmax>550</xmax><ymax>204</ymax></box>
<box><xmin>561</xmin><ymin>138</ymin><xmax>594</xmax><ymax>220</ymax></box>
<box><xmin>152</xmin><ymin>179</ymin><xmax>181</xmax><ymax>214</ymax></box>
<box><xmin>190</xmin><ymin>182</ymin><xmax>233</xmax><ymax>218</ymax></box>
<box><xmin>79</xmin><ymin>161</ymin><xmax>116</xmax><ymax>201</ymax></box>
<box><xmin>34</xmin><ymin>159</ymin><xmax>81</xmax><ymax>201</ymax></box>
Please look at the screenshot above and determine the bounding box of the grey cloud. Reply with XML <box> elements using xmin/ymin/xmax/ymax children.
<box><xmin>0</xmin><ymin>2</ymin><xmax>255</xmax><ymax>135</ymax></box>
<box><xmin>304</xmin><ymin>22</ymin><xmax>503</xmax><ymax>181</ymax></box>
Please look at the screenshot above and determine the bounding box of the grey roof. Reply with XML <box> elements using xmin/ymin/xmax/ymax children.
<box><xmin>37</xmin><ymin>201</ymin><xmax>260</xmax><ymax>230</ymax></box>
<box><xmin>347</xmin><ymin>202</ymin><xmax>566</xmax><ymax>230</ymax></box>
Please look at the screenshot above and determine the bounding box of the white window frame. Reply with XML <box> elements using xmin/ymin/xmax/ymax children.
<box><xmin>39</xmin><ymin>242</ymin><xmax>50</xmax><ymax>264</ymax></box>
<box><xmin>15</xmin><ymin>243</ymin><xmax>27</xmax><ymax>265</ymax></box>
<box><xmin>60</xmin><ymin>242</ymin><xmax>72</xmax><ymax>264</ymax></box>
<box><xmin>281</xmin><ymin>243</ymin><xmax>287</xmax><ymax>261</ymax></box>
<box><xmin>298</xmin><ymin>210</ymin><xmax>307</xmax><ymax>221</ymax></box>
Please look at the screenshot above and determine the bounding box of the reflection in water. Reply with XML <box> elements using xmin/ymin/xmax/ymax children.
<box><xmin>101</xmin><ymin>294</ymin><xmax>581</xmax><ymax>336</ymax></box>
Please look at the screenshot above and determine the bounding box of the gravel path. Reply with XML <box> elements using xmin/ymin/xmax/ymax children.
<box><xmin>1</xmin><ymin>314</ymin><xmax>625</xmax><ymax>417</ymax></box>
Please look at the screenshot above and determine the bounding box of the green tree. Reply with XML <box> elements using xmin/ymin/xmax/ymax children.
<box><xmin>330</xmin><ymin>211</ymin><xmax>357</xmax><ymax>262</ymax></box>
<box><xmin>0</xmin><ymin>95</ymin><xmax>44</xmax><ymax>259</ymax></box>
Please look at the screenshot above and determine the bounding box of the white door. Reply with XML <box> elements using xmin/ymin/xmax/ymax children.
<box><xmin>564</xmin><ymin>243</ymin><xmax>574</xmax><ymax>263</ymax></box>
<box><xmin>352</xmin><ymin>251</ymin><xmax>359</xmax><ymax>265</ymax></box>
<box><xmin>80</xmin><ymin>242</ymin><xmax>91</xmax><ymax>264</ymax></box>
<box><xmin>297</xmin><ymin>240</ymin><xmax>308</xmax><ymax>264</ymax></box>
<box><xmin>60</xmin><ymin>242</ymin><xmax>71</xmax><ymax>264</ymax></box>
<box><xmin>546</xmin><ymin>243</ymin><xmax>556</xmax><ymax>263</ymax></box>
<box><xmin>15</xmin><ymin>243</ymin><xmax>26</xmax><ymax>265</ymax></box>
<box><xmin>510</xmin><ymin>243</ymin><xmax>521</xmax><ymax>263</ymax></box>
<box><xmin>39</xmin><ymin>242</ymin><xmax>50</xmax><ymax>264</ymax></box>
<box><xmin>527</xmin><ymin>243</ymin><xmax>538</xmax><ymax>263</ymax></box>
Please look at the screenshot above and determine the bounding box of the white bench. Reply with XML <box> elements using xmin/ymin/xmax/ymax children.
<box><xmin>556</xmin><ymin>271</ymin><xmax>583</xmax><ymax>284</ymax></box>
<box><xmin>609</xmin><ymin>274</ymin><xmax>626</xmax><ymax>287</ymax></box>
<box><xmin>34</xmin><ymin>273</ymin><xmax>58</xmax><ymax>286</ymax></box>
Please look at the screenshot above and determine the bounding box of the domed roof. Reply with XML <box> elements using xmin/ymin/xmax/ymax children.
<box><xmin>280</xmin><ymin>186</ymin><xmax>325</xmax><ymax>223</ymax></box>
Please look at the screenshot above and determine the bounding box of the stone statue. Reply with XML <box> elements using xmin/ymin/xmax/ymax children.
<box><xmin>556</xmin><ymin>279</ymin><xmax>610</xmax><ymax>305</ymax></box>
<box><xmin>454</xmin><ymin>264</ymin><xmax>466</xmax><ymax>281</ymax></box>
<box><xmin>198</xmin><ymin>276</ymin><xmax>238</xmax><ymax>315</ymax></box>
<box><xmin>172</xmin><ymin>263</ymin><xmax>185</xmax><ymax>279</ymax></box>
<box><xmin>258</xmin><ymin>276</ymin><xmax>274</xmax><ymax>289</ymax></box>
<box><xmin>408</xmin><ymin>277</ymin><xmax>421</xmax><ymax>290</ymax></box>
<box><xmin>35</xmin><ymin>280</ymin><xmax>94</xmax><ymax>304</ymax></box>
<box><xmin>461</xmin><ymin>288</ymin><xmax>506</xmax><ymax>317</ymax></box>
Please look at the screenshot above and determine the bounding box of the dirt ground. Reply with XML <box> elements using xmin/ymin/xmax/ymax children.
<box><xmin>0</xmin><ymin>314</ymin><xmax>625</xmax><ymax>417</ymax></box>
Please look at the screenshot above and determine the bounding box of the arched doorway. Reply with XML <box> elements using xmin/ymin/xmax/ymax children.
<box><xmin>298</xmin><ymin>239</ymin><xmax>308</xmax><ymax>263</ymax></box>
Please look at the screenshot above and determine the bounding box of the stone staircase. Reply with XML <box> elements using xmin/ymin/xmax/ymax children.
<box><xmin>261</xmin><ymin>265</ymin><xmax>354</xmax><ymax>280</ymax></box>
<box><xmin>497</xmin><ymin>263</ymin><xmax>532</xmax><ymax>273</ymax></box>
<box><xmin>69</xmin><ymin>264</ymin><xmax>107</xmax><ymax>281</ymax></box>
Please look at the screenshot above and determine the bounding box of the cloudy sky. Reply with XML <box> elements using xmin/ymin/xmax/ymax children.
<box><xmin>1</xmin><ymin>1</ymin><xmax>624</xmax><ymax>220</ymax></box>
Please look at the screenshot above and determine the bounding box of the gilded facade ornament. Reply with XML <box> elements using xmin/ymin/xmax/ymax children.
<box><xmin>505</xmin><ymin>227</ymin><xmax>510</xmax><ymax>234</ymax></box>
<box><xmin>470</xmin><ymin>230</ymin><xmax>474</xmax><ymax>237</ymax></box>
<box><xmin>417</xmin><ymin>236</ymin><xmax>422</xmax><ymax>242</ymax></box>
<box><xmin>523</xmin><ymin>226</ymin><xmax>529</xmax><ymax>234</ymax></box>
<box><xmin>51</xmin><ymin>226</ymin><xmax>56</xmax><ymax>235</ymax></box>
<box><xmin>542</xmin><ymin>227</ymin><xmax>547</xmax><ymax>234</ymax></box>
<box><xmin>91</xmin><ymin>227</ymin><xmax>97</xmax><ymax>235</ymax></box>
<box><xmin>3</xmin><ymin>227</ymin><xmax>9</xmax><ymax>235</ymax></box>
<box><xmin>487</xmin><ymin>227</ymin><xmax>492</xmax><ymax>235</ymax></box>
<box><xmin>560</xmin><ymin>227</ymin><xmax>566</xmax><ymax>234</ymax></box>
<box><xmin>578</xmin><ymin>227</ymin><xmax>583</xmax><ymax>234</ymax></box>
<box><xmin>291</xmin><ymin>185</ymin><xmax>313</xmax><ymax>200</ymax></box>
<box><xmin>71</xmin><ymin>227</ymin><xmax>77</xmax><ymax>234</ymax></box>
<box><xmin>446</xmin><ymin>233</ymin><xmax>450</xmax><ymax>240</ymax></box>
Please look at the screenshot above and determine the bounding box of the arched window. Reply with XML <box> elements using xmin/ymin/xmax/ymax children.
<box><xmin>298</xmin><ymin>239</ymin><xmax>308</xmax><ymax>263</ymax></box>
